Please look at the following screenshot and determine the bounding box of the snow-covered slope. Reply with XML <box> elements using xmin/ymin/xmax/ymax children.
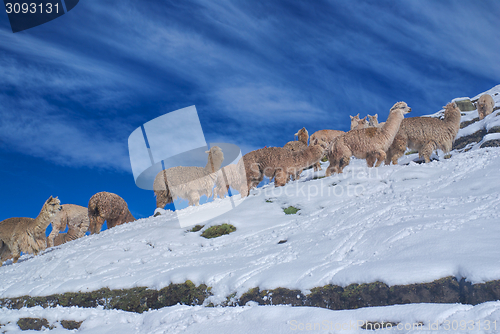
<box><xmin>1</xmin><ymin>149</ymin><xmax>500</xmax><ymax>303</ymax></box>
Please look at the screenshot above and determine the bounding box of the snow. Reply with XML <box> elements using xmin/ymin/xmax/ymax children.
<box><xmin>1</xmin><ymin>87</ymin><xmax>500</xmax><ymax>332</ymax></box>
<box><xmin>2</xmin><ymin>302</ymin><xmax>500</xmax><ymax>333</ymax></box>
<box><xmin>452</xmin><ymin>97</ymin><xmax>471</xmax><ymax>102</ymax></box>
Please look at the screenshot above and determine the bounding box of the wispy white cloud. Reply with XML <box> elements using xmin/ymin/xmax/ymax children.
<box><xmin>1</xmin><ymin>0</ymin><xmax>499</xmax><ymax>169</ymax></box>
<box><xmin>0</xmin><ymin>94</ymin><xmax>131</xmax><ymax>171</ymax></box>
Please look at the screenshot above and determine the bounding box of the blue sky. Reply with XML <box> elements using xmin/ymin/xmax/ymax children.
<box><xmin>1</xmin><ymin>0</ymin><xmax>500</xmax><ymax>222</ymax></box>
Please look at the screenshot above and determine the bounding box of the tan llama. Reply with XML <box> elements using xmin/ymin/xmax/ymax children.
<box><xmin>0</xmin><ymin>196</ymin><xmax>61</xmax><ymax>264</ymax></box>
<box><xmin>47</xmin><ymin>204</ymin><xmax>90</xmax><ymax>247</ymax></box>
<box><xmin>284</xmin><ymin>127</ymin><xmax>309</xmax><ymax>152</ymax></box>
<box><xmin>308</xmin><ymin>129</ymin><xmax>345</xmax><ymax>171</ymax></box>
<box><xmin>242</xmin><ymin>142</ymin><xmax>326</xmax><ymax>195</ymax></box>
<box><xmin>88</xmin><ymin>192</ymin><xmax>135</xmax><ymax>235</ymax></box>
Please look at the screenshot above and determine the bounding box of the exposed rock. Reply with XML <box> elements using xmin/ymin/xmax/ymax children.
<box><xmin>480</xmin><ymin>140</ymin><xmax>500</xmax><ymax>148</ymax></box>
<box><xmin>452</xmin><ymin>130</ymin><xmax>487</xmax><ymax>150</ymax></box>
<box><xmin>460</xmin><ymin>117</ymin><xmax>479</xmax><ymax>129</ymax></box>
<box><xmin>17</xmin><ymin>318</ymin><xmax>50</xmax><ymax>331</ymax></box>
<box><xmin>454</xmin><ymin>98</ymin><xmax>475</xmax><ymax>111</ymax></box>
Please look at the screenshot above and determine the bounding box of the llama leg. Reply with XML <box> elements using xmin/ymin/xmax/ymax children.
<box><xmin>390</xmin><ymin>148</ymin><xmax>405</xmax><ymax>165</ymax></box>
<box><xmin>336</xmin><ymin>156</ymin><xmax>350</xmax><ymax>174</ymax></box>
<box><xmin>249</xmin><ymin>172</ymin><xmax>264</xmax><ymax>191</ymax></box>
<box><xmin>274</xmin><ymin>169</ymin><xmax>288</xmax><ymax>187</ymax></box>
<box><xmin>12</xmin><ymin>244</ymin><xmax>21</xmax><ymax>263</ymax></box>
<box><xmin>420</xmin><ymin>142</ymin><xmax>436</xmax><ymax>163</ymax></box>
<box><xmin>287</xmin><ymin>166</ymin><xmax>300</xmax><ymax>181</ymax></box>
<box><xmin>155</xmin><ymin>191</ymin><xmax>167</xmax><ymax>208</ymax></box>
<box><xmin>325</xmin><ymin>162</ymin><xmax>334</xmax><ymax>177</ymax></box>
<box><xmin>366</xmin><ymin>154</ymin><xmax>376</xmax><ymax>168</ymax></box>
<box><xmin>88</xmin><ymin>217</ymin><xmax>97</xmax><ymax>234</ymax></box>
<box><xmin>0</xmin><ymin>242</ymin><xmax>12</xmax><ymax>264</ymax></box>
<box><xmin>189</xmin><ymin>191</ymin><xmax>200</xmax><ymax>206</ymax></box>
<box><xmin>326</xmin><ymin>156</ymin><xmax>342</xmax><ymax>176</ymax></box>
<box><xmin>47</xmin><ymin>229</ymin><xmax>59</xmax><ymax>248</ymax></box>
<box><xmin>387</xmin><ymin>135</ymin><xmax>406</xmax><ymax>165</ymax></box>
<box><xmin>384</xmin><ymin>148</ymin><xmax>393</xmax><ymax>165</ymax></box>
<box><xmin>90</xmin><ymin>216</ymin><xmax>105</xmax><ymax>234</ymax></box>
<box><xmin>313</xmin><ymin>161</ymin><xmax>322</xmax><ymax>172</ymax></box>
<box><xmin>325</xmin><ymin>150</ymin><xmax>338</xmax><ymax>177</ymax></box>
<box><xmin>294</xmin><ymin>169</ymin><xmax>303</xmax><ymax>180</ymax></box>
<box><xmin>373</xmin><ymin>151</ymin><xmax>386</xmax><ymax>167</ymax></box>
<box><xmin>107</xmin><ymin>219</ymin><xmax>117</xmax><ymax>229</ymax></box>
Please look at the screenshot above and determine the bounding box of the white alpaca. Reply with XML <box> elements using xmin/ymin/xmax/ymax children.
<box><xmin>153</xmin><ymin>146</ymin><xmax>224</xmax><ymax>208</ymax></box>
<box><xmin>476</xmin><ymin>94</ymin><xmax>495</xmax><ymax>120</ymax></box>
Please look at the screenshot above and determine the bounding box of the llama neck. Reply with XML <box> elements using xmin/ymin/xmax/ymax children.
<box><xmin>380</xmin><ymin>110</ymin><xmax>404</xmax><ymax>142</ymax></box>
<box><xmin>204</xmin><ymin>156</ymin><xmax>222</xmax><ymax>173</ymax></box>
<box><xmin>33</xmin><ymin>204</ymin><xmax>54</xmax><ymax>236</ymax></box>
<box><xmin>444</xmin><ymin>108</ymin><xmax>461</xmax><ymax>127</ymax></box>
<box><xmin>298</xmin><ymin>134</ymin><xmax>308</xmax><ymax>146</ymax></box>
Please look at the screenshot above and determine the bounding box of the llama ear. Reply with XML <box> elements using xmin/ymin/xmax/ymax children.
<box><xmin>374</xmin><ymin>114</ymin><xmax>377</xmax><ymax>117</ymax></box>
<box><xmin>350</xmin><ymin>115</ymin><xmax>353</xmax><ymax>119</ymax></box>
<box><xmin>205</xmin><ymin>150</ymin><xmax>209</xmax><ymax>154</ymax></box>
<box><xmin>362</xmin><ymin>116</ymin><xmax>367</xmax><ymax>120</ymax></box>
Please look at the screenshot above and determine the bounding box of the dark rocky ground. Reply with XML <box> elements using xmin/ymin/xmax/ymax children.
<box><xmin>1</xmin><ymin>277</ymin><xmax>499</xmax><ymax>315</ymax></box>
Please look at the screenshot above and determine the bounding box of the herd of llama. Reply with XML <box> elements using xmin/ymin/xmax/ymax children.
<box><xmin>0</xmin><ymin>94</ymin><xmax>496</xmax><ymax>266</ymax></box>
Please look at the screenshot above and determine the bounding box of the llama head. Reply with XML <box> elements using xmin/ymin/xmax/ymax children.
<box><xmin>443</xmin><ymin>101</ymin><xmax>461</xmax><ymax>120</ymax></box>
<box><xmin>443</xmin><ymin>101</ymin><xmax>459</xmax><ymax>112</ymax></box>
<box><xmin>368</xmin><ymin>114</ymin><xmax>379</xmax><ymax>126</ymax></box>
<box><xmin>350</xmin><ymin>114</ymin><xmax>363</xmax><ymax>129</ymax></box>
<box><xmin>357</xmin><ymin>117</ymin><xmax>368</xmax><ymax>128</ymax></box>
<box><xmin>205</xmin><ymin>146</ymin><xmax>224</xmax><ymax>172</ymax></box>
<box><xmin>45</xmin><ymin>196</ymin><xmax>62</xmax><ymax>215</ymax></box>
<box><xmin>390</xmin><ymin>102</ymin><xmax>411</xmax><ymax>115</ymax></box>
<box><xmin>294</xmin><ymin>127</ymin><xmax>309</xmax><ymax>143</ymax></box>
